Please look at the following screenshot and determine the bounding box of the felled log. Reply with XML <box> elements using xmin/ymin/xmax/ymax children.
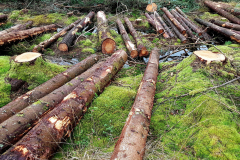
<box><xmin>195</xmin><ymin>18</ymin><xmax>240</xmax><ymax>43</ymax></box>
<box><xmin>150</xmin><ymin>14</ymin><xmax>170</xmax><ymax>38</ymax></box>
<box><xmin>116</xmin><ymin>18</ymin><xmax>138</xmax><ymax>58</ymax></box>
<box><xmin>146</xmin><ymin>3</ymin><xmax>157</xmax><ymax>12</ymax></box>
<box><xmin>210</xmin><ymin>19</ymin><xmax>240</xmax><ymax>31</ymax></box>
<box><xmin>194</xmin><ymin>50</ymin><xmax>226</xmax><ymax>64</ymax></box>
<box><xmin>0</xmin><ymin>21</ymin><xmax>33</xmax><ymax>36</ymax></box>
<box><xmin>163</xmin><ymin>14</ymin><xmax>187</xmax><ymax>43</ymax></box>
<box><xmin>97</xmin><ymin>11</ymin><xmax>116</xmax><ymax>54</ymax></box>
<box><xmin>161</xmin><ymin>7</ymin><xmax>186</xmax><ymax>34</ymax></box>
<box><xmin>0</xmin><ymin>50</ymin><xmax>128</xmax><ymax>160</ymax></box>
<box><xmin>58</xmin><ymin>12</ymin><xmax>95</xmax><ymax>52</ymax></box>
<box><xmin>204</xmin><ymin>0</ymin><xmax>240</xmax><ymax>25</ymax></box>
<box><xmin>0</xmin><ymin>54</ymin><xmax>99</xmax><ymax>124</ymax></box>
<box><xmin>124</xmin><ymin>17</ymin><xmax>149</xmax><ymax>57</ymax></box>
<box><xmin>0</xmin><ymin>24</ymin><xmax>57</xmax><ymax>46</ymax></box>
<box><xmin>111</xmin><ymin>48</ymin><xmax>159</xmax><ymax>160</ymax></box>
<box><xmin>0</xmin><ymin>14</ymin><xmax>7</xmax><ymax>22</ymax></box>
<box><xmin>207</xmin><ymin>1</ymin><xmax>240</xmax><ymax>16</ymax></box>
<box><xmin>32</xmin><ymin>19</ymin><xmax>81</xmax><ymax>52</ymax></box>
<box><xmin>14</xmin><ymin>52</ymin><xmax>42</xmax><ymax>63</ymax></box>
<box><xmin>145</xmin><ymin>13</ymin><xmax>164</xmax><ymax>34</ymax></box>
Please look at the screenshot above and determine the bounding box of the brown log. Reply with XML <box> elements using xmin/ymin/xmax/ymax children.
<box><xmin>154</xmin><ymin>12</ymin><xmax>176</xmax><ymax>38</ymax></box>
<box><xmin>204</xmin><ymin>0</ymin><xmax>240</xmax><ymax>25</ymax></box>
<box><xmin>161</xmin><ymin>7</ymin><xmax>186</xmax><ymax>34</ymax></box>
<box><xmin>150</xmin><ymin>14</ymin><xmax>170</xmax><ymax>38</ymax></box>
<box><xmin>207</xmin><ymin>1</ymin><xmax>240</xmax><ymax>16</ymax></box>
<box><xmin>58</xmin><ymin>12</ymin><xmax>95</xmax><ymax>52</ymax></box>
<box><xmin>195</xmin><ymin>18</ymin><xmax>240</xmax><ymax>43</ymax></box>
<box><xmin>116</xmin><ymin>18</ymin><xmax>138</xmax><ymax>58</ymax></box>
<box><xmin>97</xmin><ymin>11</ymin><xmax>116</xmax><ymax>54</ymax></box>
<box><xmin>124</xmin><ymin>17</ymin><xmax>149</xmax><ymax>57</ymax></box>
<box><xmin>32</xmin><ymin>19</ymin><xmax>82</xmax><ymax>52</ymax></box>
<box><xmin>0</xmin><ymin>54</ymin><xmax>99</xmax><ymax>124</ymax></box>
<box><xmin>145</xmin><ymin>13</ymin><xmax>164</xmax><ymax>34</ymax></box>
<box><xmin>210</xmin><ymin>19</ymin><xmax>240</xmax><ymax>31</ymax></box>
<box><xmin>0</xmin><ymin>14</ymin><xmax>7</xmax><ymax>22</ymax></box>
<box><xmin>232</xmin><ymin>30</ymin><xmax>240</xmax><ymax>35</ymax></box>
<box><xmin>163</xmin><ymin>14</ymin><xmax>187</xmax><ymax>43</ymax></box>
<box><xmin>0</xmin><ymin>50</ymin><xmax>128</xmax><ymax>160</ymax></box>
<box><xmin>111</xmin><ymin>47</ymin><xmax>159</xmax><ymax>160</ymax></box>
<box><xmin>0</xmin><ymin>24</ymin><xmax>57</xmax><ymax>46</ymax></box>
<box><xmin>0</xmin><ymin>21</ymin><xmax>33</xmax><ymax>36</ymax></box>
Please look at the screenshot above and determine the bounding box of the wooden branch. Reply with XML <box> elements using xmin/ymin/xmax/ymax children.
<box><xmin>150</xmin><ymin>14</ymin><xmax>170</xmax><ymax>38</ymax></box>
<box><xmin>145</xmin><ymin>12</ymin><xmax>164</xmax><ymax>34</ymax></box>
<box><xmin>0</xmin><ymin>21</ymin><xmax>33</xmax><ymax>36</ymax></box>
<box><xmin>210</xmin><ymin>19</ymin><xmax>240</xmax><ymax>31</ymax></box>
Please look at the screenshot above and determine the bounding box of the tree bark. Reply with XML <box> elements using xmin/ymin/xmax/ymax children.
<box><xmin>195</xmin><ymin>18</ymin><xmax>240</xmax><ymax>43</ymax></box>
<box><xmin>0</xmin><ymin>21</ymin><xmax>33</xmax><ymax>36</ymax></box>
<box><xmin>111</xmin><ymin>47</ymin><xmax>159</xmax><ymax>160</ymax></box>
<box><xmin>0</xmin><ymin>24</ymin><xmax>57</xmax><ymax>46</ymax></box>
<box><xmin>210</xmin><ymin>19</ymin><xmax>240</xmax><ymax>31</ymax></box>
<box><xmin>116</xmin><ymin>18</ymin><xmax>138</xmax><ymax>58</ymax></box>
<box><xmin>0</xmin><ymin>54</ymin><xmax>99</xmax><ymax>124</ymax></box>
<box><xmin>0</xmin><ymin>14</ymin><xmax>7</xmax><ymax>22</ymax></box>
<box><xmin>32</xmin><ymin>19</ymin><xmax>82</xmax><ymax>52</ymax></box>
<box><xmin>124</xmin><ymin>17</ymin><xmax>149</xmax><ymax>57</ymax></box>
<box><xmin>97</xmin><ymin>11</ymin><xmax>116</xmax><ymax>54</ymax></box>
<box><xmin>204</xmin><ymin>0</ymin><xmax>240</xmax><ymax>25</ymax></box>
<box><xmin>206</xmin><ymin>1</ymin><xmax>240</xmax><ymax>16</ymax></box>
<box><xmin>161</xmin><ymin>7</ymin><xmax>186</xmax><ymax>34</ymax></box>
<box><xmin>145</xmin><ymin>13</ymin><xmax>164</xmax><ymax>34</ymax></box>
<box><xmin>163</xmin><ymin>14</ymin><xmax>187</xmax><ymax>43</ymax></box>
<box><xmin>0</xmin><ymin>50</ymin><xmax>128</xmax><ymax>160</ymax></box>
<box><xmin>58</xmin><ymin>12</ymin><xmax>95</xmax><ymax>52</ymax></box>
<box><xmin>150</xmin><ymin>14</ymin><xmax>170</xmax><ymax>39</ymax></box>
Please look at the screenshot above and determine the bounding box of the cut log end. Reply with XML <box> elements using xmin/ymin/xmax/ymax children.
<box><xmin>102</xmin><ymin>38</ymin><xmax>116</xmax><ymax>54</ymax></box>
<box><xmin>14</xmin><ymin>52</ymin><xmax>42</xmax><ymax>63</ymax></box>
<box><xmin>130</xmin><ymin>50</ymin><xmax>138</xmax><ymax>59</ymax></box>
<box><xmin>146</xmin><ymin>3</ymin><xmax>157</xmax><ymax>12</ymax></box>
<box><xmin>139</xmin><ymin>47</ymin><xmax>149</xmax><ymax>57</ymax></box>
<box><xmin>58</xmin><ymin>43</ymin><xmax>68</xmax><ymax>52</ymax></box>
<box><xmin>194</xmin><ymin>50</ymin><xmax>226</xmax><ymax>64</ymax></box>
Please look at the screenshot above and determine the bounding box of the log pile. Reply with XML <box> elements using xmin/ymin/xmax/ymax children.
<box><xmin>145</xmin><ymin>12</ymin><xmax>164</xmax><ymax>34</ymax></box>
<box><xmin>0</xmin><ymin>21</ymin><xmax>33</xmax><ymax>36</ymax></box>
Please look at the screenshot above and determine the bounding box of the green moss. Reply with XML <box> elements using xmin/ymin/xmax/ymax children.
<box><xmin>200</xmin><ymin>12</ymin><xmax>225</xmax><ymax>21</ymax></box>
<box><xmin>82</xmin><ymin>48</ymin><xmax>95</xmax><ymax>54</ymax></box>
<box><xmin>9</xmin><ymin>10</ymin><xmax>20</xmax><ymax>20</ymax></box>
<box><xmin>82</xmin><ymin>39</ymin><xmax>92</xmax><ymax>47</ymax></box>
<box><xmin>109</xmin><ymin>29</ymin><xmax>119</xmax><ymax>37</ymax></box>
<box><xmin>24</xmin><ymin>13</ymin><xmax>64</xmax><ymax>25</ymax></box>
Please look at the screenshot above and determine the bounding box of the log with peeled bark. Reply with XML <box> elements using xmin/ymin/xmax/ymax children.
<box><xmin>0</xmin><ymin>14</ymin><xmax>7</xmax><ymax>22</ymax></box>
<box><xmin>111</xmin><ymin>47</ymin><xmax>159</xmax><ymax>160</ymax></box>
<box><xmin>0</xmin><ymin>54</ymin><xmax>99</xmax><ymax>124</ymax></box>
<box><xmin>124</xmin><ymin>17</ymin><xmax>149</xmax><ymax>57</ymax></box>
<box><xmin>32</xmin><ymin>19</ymin><xmax>82</xmax><ymax>52</ymax></box>
<box><xmin>210</xmin><ymin>19</ymin><xmax>240</xmax><ymax>31</ymax></box>
<box><xmin>116</xmin><ymin>18</ymin><xmax>138</xmax><ymax>58</ymax></box>
<box><xmin>195</xmin><ymin>18</ymin><xmax>240</xmax><ymax>43</ymax></box>
<box><xmin>0</xmin><ymin>50</ymin><xmax>128</xmax><ymax>160</ymax></box>
<box><xmin>0</xmin><ymin>21</ymin><xmax>33</xmax><ymax>36</ymax></box>
<box><xmin>204</xmin><ymin>0</ymin><xmax>240</xmax><ymax>25</ymax></box>
<box><xmin>161</xmin><ymin>7</ymin><xmax>186</xmax><ymax>34</ymax></box>
<box><xmin>145</xmin><ymin>13</ymin><xmax>164</xmax><ymax>34</ymax></box>
<box><xmin>0</xmin><ymin>24</ymin><xmax>57</xmax><ymax>46</ymax></box>
<box><xmin>163</xmin><ymin>14</ymin><xmax>187</xmax><ymax>43</ymax></box>
<box><xmin>150</xmin><ymin>14</ymin><xmax>170</xmax><ymax>38</ymax></box>
<box><xmin>97</xmin><ymin>11</ymin><xmax>116</xmax><ymax>54</ymax></box>
<box><xmin>58</xmin><ymin>12</ymin><xmax>95</xmax><ymax>52</ymax></box>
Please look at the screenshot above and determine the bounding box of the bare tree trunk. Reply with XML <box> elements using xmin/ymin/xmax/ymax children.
<box><xmin>145</xmin><ymin>13</ymin><xmax>164</xmax><ymax>34</ymax></box>
<box><xmin>0</xmin><ymin>21</ymin><xmax>33</xmax><ymax>36</ymax></box>
<box><xmin>111</xmin><ymin>48</ymin><xmax>159</xmax><ymax>160</ymax></box>
<box><xmin>33</xmin><ymin>19</ymin><xmax>82</xmax><ymax>52</ymax></box>
<box><xmin>210</xmin><ymin>19</ymin><xmax>240</xmax><ymax>31</ymax></box>
<box><xmin>0</xmin><ymin>50</ymin><xmax>128</xmax><ymax>160</ymax></box>
<box><xmin>97</xmin><ymin>11</ymin><xmax>116</xmax><ymax>54</ymax></box>
<box><xmin>58</xmin><ymin>12</ymin><xmax>95</xmax><ymax>52</ymax></box>
<box><xmin>206</xmin><ymin>1</ymin><xmax>240</xmax><ymax>16</ymax></box>
<box><xmin>124</xmin><ymin>17</ymin><xmax>149</xmax><ymax>57</ymax></box>
<box><xmin>0</xmin><ymin>24</ymin><xmax>57</xmax><ymax>46</ymax></box>
<box><xmin>150</xmin><ymin>14</ymin><xmax>170</xmax><ymax>38</ymax></box>
<box><xmin>0</xmin><ymin>14</ymin><xmax>7</xmax><ymax>22</ymax></box>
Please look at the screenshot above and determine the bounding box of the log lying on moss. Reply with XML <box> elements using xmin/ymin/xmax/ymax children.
<box><xmin>116</xmin><ymin>18</ymin><xmax>138</xmax><ymax>58</ymax></box>
<box><xmin>124</xmin><ymin>17</ymin><xmax>149</xmax><ymax>57</ymax></box>
<box><xmin>0</xmin><ymin>14</ymin><xmax>7</xmax><ymax>22</ymax></box>
<box><xmin>0</xmin><ymin>54</ymin><xmax>99</xmax><ymax>124</ymax></box>
<box><xmin>207</xmin><ymin>1</ymin><xmax>240</xmax><ymax>16</ymax></box>
<box><xmin>150</xmin><ymin>14</ymin><xmax>170</xmax><ymax>38</ymax></box>
<box><xmin>0</xmin><ymin>21</ymin><xmax>33</xmax><ymax>36</ymax></box>
<box><xmin>194</xmin><ymin>50</ymin><xmax>226</xmax><ymax>64</ymax></box>
<box><xmin>195</xmin><ymin>18</ymin><xmax>240</xmax><ymax>43</ymax></box>
<box><xmin>33</xmin><ymin>19</ymin><xmax>82</xmax><ymax>52</ymax></box>
<box><xmin>0</xmin><ymin>24</ymin><xmax>57</xmax><ymax>46</ymax></box>
<box><xmin>111</xmin><ymin>48</ymin><xmax>159</xmax><ymax>160</ymax></box>
<box><xmin>145</xmin><ymin>13</ymin><xmax>164</xmax><ymax>34</ymax></box>
<box><xmin>210</xmin><ymin>19</ymin><xmax>240</xmax><ymax>31</ymax></box>
<box><xmin>14</xmin><ymin>52</ymin><xmax>42</xmax><ymax>63</ymax></box>
<box><xmin>0</xmin><ymin>50</ymin><xmax>128</xmax><ymax>160</ymax></box>
<box><xmin>97</xmin><ymin>11</ymin><xmax>116</xmax><ymax>54</ymax></box>
<box><xmin>58</xmin><ymin>12</ymin><xmax>95</xmax><ymax>52</ymax></box>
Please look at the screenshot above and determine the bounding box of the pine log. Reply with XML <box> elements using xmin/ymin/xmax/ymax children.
<box><xmin>154</xmin><ymin>12</ymin><xmax>176</xmax><ymax>38</ymax></box>
<box><xmin>163</xmin><ymin>14</ymin><xmax>187</xmax><ymax>43</ymax></box>
<box><xmin>0</xmin><ymin>54</ymin><xmax>99</xmax><ymax>124</ymax></box>
<box><xmin>32</xmin><ymin>19</ymin><xmax>82</xmax><ymax>52</ymax></box>
<box><xmin>161</xmin><ymin>7</ymin><xmax>186</xmax><ymax>34</ymax></box>
<box><xmin>207</xmin><ymin>1</ymin><xmax>240</xmax><ymax>16</ymax></box>
<box><xmin>97</xmin><ymin>11</ymin><xmax>116</xmax><ymax>54</ymax></box>
<box><xmin>116</xmin><ymin>18</ymin><xmax>138</xmax><ymax>58</ymax></box>
<box><xmin>0</xmin><ymin>21</ymin><xmax>33</xmax><ymax>36</ymax></box>
<box><xmin>0</xmin><ymin>24</ymin><xmax>57</xmax><ymax>46</ymax></box>
<box><xmin>150</xmin><ymin>14</ymin><xmax>170</xmax><ymax>38</ymax></box>
<box><xmin>0</xmin><ymin>50</ymin><xmax>128</xmax><ymax>160</ymax></box>
<box><xmin>124</xmin><ymin>17</ymin><xmax>149</xmax><ymax>57</ymax></box>
<box><xmin>204</xmin><ymin>0</ymin><xmax>240</xmax><ymax>25</ymax></box>
<box><xmin>210</xmin><ymin>19</ymin><xmax>240</xmax><ymax>31</ymax></box>
<box><xmin>58</xmin><ymin>12</ymin><xmax>95</xmax><ymax>52</ymax></box>
<box><xmin>0</xmin><ymin>14</ymin><xmax>7</xmax><ymax>22</ymax></box>
<box><xmin>195</xmin><ymin>18</ymin><xmax>240</xmax><ymax>43</ymax></box>
<box><xmin>145</xmin><ymin>13</ymin><xmax>164</xmax><ymax>34</ymax></box>
<box><xmin>111</xmin><ymin>47</ymin><xmax>159</xmax><ymax>160</ymax></box>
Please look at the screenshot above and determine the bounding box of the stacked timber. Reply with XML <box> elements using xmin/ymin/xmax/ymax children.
<box><xmin>150</xmin><ymin>14</ymin><xmax>170</xmax><ymax>38</ymax></box>
<box><xmin>0</xmin><ymin>21</ymin><xmax>33</xmax><ymax>36</ymax></box>
<box><xmin>145</xmin><ymin>12</ymin><xmax>164</xmax><ymax>34</ymax></box>
<box><xmin>210</xmin><ymin>19</ymin><xmax>240</xmax><ymax>31</ymax></box>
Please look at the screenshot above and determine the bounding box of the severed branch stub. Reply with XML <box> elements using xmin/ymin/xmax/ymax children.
<box><xmin>194</xmin><ymin>50</ymin><xmax>226</xmax><ymax>64</ymax></box>
<box><xmin>14</xmin><ymin>52</ymin><xmax>42</xmax><ymax>63</ymax></box>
